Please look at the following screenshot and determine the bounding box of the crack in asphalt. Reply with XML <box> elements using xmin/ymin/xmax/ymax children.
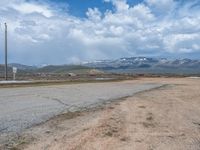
<box><xmin>36</xmin><ymin>95</ymin><xmax>69</xmax><ymax>107</ymax></box>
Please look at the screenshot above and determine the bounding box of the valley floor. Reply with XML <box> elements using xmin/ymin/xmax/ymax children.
<box><xmin>3</xmin><ymin>77</ymin><xmax>200</xmax><ymax>150</ymax></box>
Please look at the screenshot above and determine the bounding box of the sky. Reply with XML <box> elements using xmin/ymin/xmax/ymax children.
<box><xmin>0</xmin><ymin>0</ymin><xmax>200</xmax><ymax>65</ymax></box>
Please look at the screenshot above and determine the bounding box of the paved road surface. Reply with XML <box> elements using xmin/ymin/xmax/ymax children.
<box><xmin>0</xmin><ymin>81</ymin><xmax>162</xmax><ymax>135</ymax></box>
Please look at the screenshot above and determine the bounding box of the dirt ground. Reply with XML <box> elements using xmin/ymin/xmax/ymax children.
<box><xmin>2</xmin><ymin>77</ymin><xmax>200</xmax><ymax>150</ymax></box>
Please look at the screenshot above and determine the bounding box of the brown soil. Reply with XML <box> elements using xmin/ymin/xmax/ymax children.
<box><xmin>3</xmin><ymin>77</ymin><xmax>200</xmax><ymax>150</ymax></box>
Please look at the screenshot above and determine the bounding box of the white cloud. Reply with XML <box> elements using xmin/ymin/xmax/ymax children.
<box><xmin>145</xmin><ymin>0</ymin><xmax>175</xmax><ymax>13</ymax></box>
<box><xmin>164</xmin><ymin>33</ymin><xmax>200</xmax><ymax>53</ymax></box>
<box><xmin>0</xmin><ymin>0</ymin><xmax>200</xmax><ymax>64</ymax></box>
<box><xmin>104</xmin><ymin>0</ymin><xmax>129</xmax><ymax>12</ymax></box>
<box><xmin>86</xmin><ymin>8</ymin><xmax>102</xmax><ymax>21</ymax></box>
<box><xmin>12</xmin><ymin>3</ymin><xmax>53</xmax><ymax>17</ymax></box>
<box><xmin>130</xmin><ymin>4</ymin><xmax>155</xmax><ymax>22</ymax></box>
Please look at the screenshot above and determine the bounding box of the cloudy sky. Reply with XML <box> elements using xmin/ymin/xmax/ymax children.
<box><xmin>0</xmin><ymin>0</ymin><xmax>200</xmax><ymax>65</ymax></box>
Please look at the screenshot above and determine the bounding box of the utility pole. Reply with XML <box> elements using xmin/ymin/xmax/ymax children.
<box><xmin>5</xmin><ymin>23</ymin><xmax>8</xmax><ymax>81</ymax></box>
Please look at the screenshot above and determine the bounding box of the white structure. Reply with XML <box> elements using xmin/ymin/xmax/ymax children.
<box><xmin>13</xmin><ymin>67</ymin><xmax>17</xmax><ymax>80</ymax></box>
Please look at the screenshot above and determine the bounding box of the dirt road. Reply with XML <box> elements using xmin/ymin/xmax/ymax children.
<box><xmin>1</xmin><ymin>77</ymin><xmax>200</xmax><ymax>150</ymax></box>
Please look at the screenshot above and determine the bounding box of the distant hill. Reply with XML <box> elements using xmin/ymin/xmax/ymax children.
<box><xmin>0</xmin><ymin>64</ymin><xmax>93</xmax><ymax>75</ymax></box>
<box><xmin>0</xmin><ymin>65</ymin><xmax>9</xmax><ymax>74</ymax></box>
<box><xmin>36</xmin><ymin>65</ymin><xmax>92</xmax><ymax>74</ymax></box>
<box><xmin>0</xmin><ymin>64</ymin><xmax>28</xmax><ymax>74</ymax></box>
<box><xmin>84</xmin><ymin>57</ymin><xmax>200</xmax><ymax>75</ymax></box>
<box><xmin>0</xmin><ymin>64</ymin><xmax>100</xmax><ymax>80</ymax></box>
<box><xmin>9</xmin><ymin>63</ymin><xmax>37</xmax><ymax>71</ymax></box>
<box><xmin>0</xmin><ymin>65</ymin><xmax>19</xmax><ymax>73</ymax></box>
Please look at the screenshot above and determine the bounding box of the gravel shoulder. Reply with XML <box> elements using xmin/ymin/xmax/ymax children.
<box><xmin>1</xmin><ymin>77</ymin><xmax>200</xmax><ymax>150</ymax></box>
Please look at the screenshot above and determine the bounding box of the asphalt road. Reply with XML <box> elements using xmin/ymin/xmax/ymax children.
<box><xmin>0</xmin><ymin>81</ymin><xmax>163</xmax><ymax>135</ymax></box>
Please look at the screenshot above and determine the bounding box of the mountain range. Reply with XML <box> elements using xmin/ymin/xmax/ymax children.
<box><xmin>0</xmin><ymin>57</ymin><xmax>200</xmax><ymax>75</ymax></box>
<box><xmin>84</xmin><ymin>57</ymin><xmax>200</xmax><ymax>75</ymax></box>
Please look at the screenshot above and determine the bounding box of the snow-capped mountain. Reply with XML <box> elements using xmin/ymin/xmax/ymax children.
<box><xmin>84</xmin><ymin>57</ymin><xmax>200</xmax><ymax>74</ymax></box>
<box><xmin>2</xmin><ymin>57</ymin><xmax>200</xmax><ymax>75</ymax></box>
